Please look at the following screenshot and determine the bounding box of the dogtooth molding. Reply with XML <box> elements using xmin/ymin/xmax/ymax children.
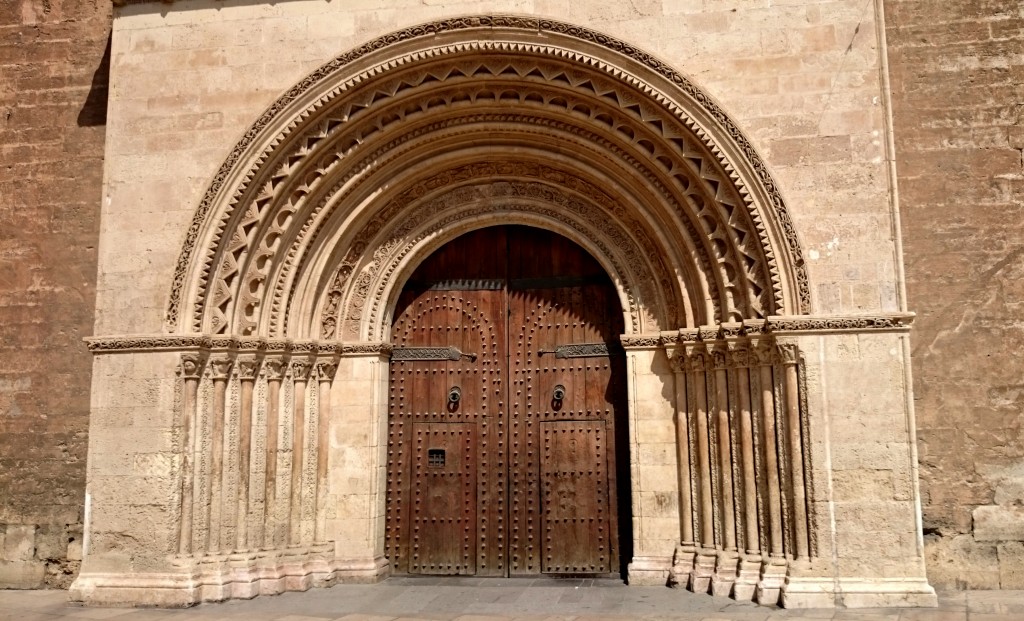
<box><xmin>166</xmin><ymin>15</ymin><xmax>810</xmax><ymax>340</ymax></box>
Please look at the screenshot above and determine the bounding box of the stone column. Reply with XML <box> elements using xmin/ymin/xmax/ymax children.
<box><xmin>289</xmin><ymin>358</ymin><xmax>313</xmax><ymax>546</ymax></box>
<box><xmin>263</xmin><ymin>357</ymin><xmax>287</xmax><ymax>549</ymax></box>
<box><xmin>208</xmin><ymin>356</ymin><xmax>233</xmax><ymax>553</ymax></box>
<box><xmin>753</xmin><ymin>338</ymin><xmax>787</xmax><ymax>605</ymax></box>
<box><xmin>731</xmin><ymin>342</ymin><xmax>761</xmax><ymax>600</ymax></box>
<box><xmin>235</xmin><ymin>355</ymin><xmax>261</xmax><ymax>550</ymax></box>
<box><xmin>178</xmin><ymin>353</ymin><xmax>206</xmax><ymax>555</ymax></box>
<box><xmin>710</xmin><ymin>344</ymin><xmax>738</xmax><ymax>596</ymax></box>
<box><xmin>668</xmin><ymin>342</ymin><xmax>696</xmax><ymax>584</ymax></box>
<box><xmin>686</xmin><ymin>345</ymin><xmax>716</xmax><ymax>593</ymax></box>
<box><xmin>779</xmin><ymin>344</ymin><xmax>809</xmax><ymax>560</ymax></box>
<box><xmin>315</xmin><ymin>357</ymin><xmax>338</xmax><ymax>542</ymax></box>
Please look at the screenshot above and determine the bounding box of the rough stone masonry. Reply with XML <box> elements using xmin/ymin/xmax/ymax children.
<box><xmin>0</xmin><ymin>0</ymin><xmax>108</xmax><ymax>589</ymax></box>
<box><xmin>886</xmin><ymin>0</ymin><xmax>1024</xmax><ymax>589</ymax></box>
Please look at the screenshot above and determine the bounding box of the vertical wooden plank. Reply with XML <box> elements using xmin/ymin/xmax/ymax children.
<box><xmin>385</xmin><ymin>226</ymin><xmax>627</xmax><ymax>577</ymax></box>
<box><xmin>541</xmin><ymin>421</ymin><xmax>610</xmax><ymax>573</ymax></box>
<box><xmin>411</xmin><ymin>423</ymin><xmax>476</xmax><ymax>574</ymax></box>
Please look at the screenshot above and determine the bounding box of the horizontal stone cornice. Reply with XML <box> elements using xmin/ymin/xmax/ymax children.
<box><xmin>659</xmin><ymin>313</ymin><xmax>916</xmax><ymax>345</ymax></box>
<box><xmin>84</xmin><ymin>334</ymin><xmax>391</xmax><ymax>355</ymax></box>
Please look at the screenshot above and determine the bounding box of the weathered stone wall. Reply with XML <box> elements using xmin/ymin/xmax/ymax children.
<box><xmin>67</xmin><ymin>0</ymin><xmax>939</xmax><ymax>608</ymax></box>
<box><xmin>2</xmin><ymin>0</ymin><xmax>1018</xmax><ymax>596</ymax></box>
<box><xmin>0</xmin><ymin>0</ymin><xmax>109</xmax><ymax>587</ymax></box>
<box><xmin>886</xmin><ymin>0</ymin><xmax>1024</xmax><ymax>589</ymax></box>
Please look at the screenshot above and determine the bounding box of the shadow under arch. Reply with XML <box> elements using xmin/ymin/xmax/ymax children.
<box><xmin>386</xmin><ymin>224</ymin><xmax>635</xmax><ymax>578</ymax></box>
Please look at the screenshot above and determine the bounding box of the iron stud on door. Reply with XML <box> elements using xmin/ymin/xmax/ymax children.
<box><xmin>386</xmin><ymin>226</ymin><xmax>629</xmax><ymax>577</ymax></box>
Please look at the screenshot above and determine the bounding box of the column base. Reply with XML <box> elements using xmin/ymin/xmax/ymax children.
<box><xmin>689</xmin><ymin>548</ymin><xmax>717</xmax><ymax>594</ymax></box>
<box><xmin>709</xmin><ymin>550</ymin><xmax>738</xmax><ymax>597</ymax></box>
<box><xmin>668</xmin><ymin>544</ymin><xmax>695</xmax><ymax>588</ymax></box>
<box><xmin>835</xmin><ymin>578</ymin><xmax>938</xmax><ymax>608</ymax></box>
<box><xmin>755</xmin><ymin>555</ymin><xmax>787</xmax><ymax>607</ymax></box>
<box><xmin>731</xmin><ymin>554</ymin><xmax>760</xmax><ymax>601</ymax></box>
<box><xmin>69</xmin><ymin>547</ymin><xmax>388</xmax><ymax>607</ymax></box>
<box><xmin>627</xmin><ymin>556</ymin><xmax>672</xmax><ymax>586</ymax></box>
<box><xmin>779</xmin><ymin>577</ymin><xmax>937</xmax><ymax>609</ymax></box>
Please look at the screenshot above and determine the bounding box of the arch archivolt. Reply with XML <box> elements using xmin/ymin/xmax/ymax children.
<box><xmin>309</xmin><ymin>176</ymin><xmax>673</xmax><ymax>340</ymax></box>
<box><xmin>267</xmin><ymin>120</ymin><xmax>723</xmax><ymax>336</ymax></box>
<box><xmin>170</xmin><ymin>19</ymin><xmax>810</xmax><ymax>339</ymax></box>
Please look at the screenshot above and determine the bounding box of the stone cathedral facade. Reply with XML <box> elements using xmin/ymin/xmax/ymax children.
<box><xmin>1</xmin><ymin>0</ymin><xmax>1022</xmax><ymax>609</ymax></box>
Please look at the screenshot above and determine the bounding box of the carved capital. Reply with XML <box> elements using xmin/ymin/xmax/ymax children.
<box><xmin>697</xmin><ymin>327</ymin><xmax>719</xmax><ymax>342</ymax></box>
<box><xmin>236</xmin><ymin>355</ymin><xmax>262</xmax><ymax>381</ymax></box>
<box><xmin>263</xmin><ymin>357</ymin><xmax>288</xmax><ymax>381</ymax></box>
<box><xmin>316</xmin><ymin>359</ymin><xmax>339</xmax><ymax>382</ymax></box>
<box><xmin>179</xmin><ymin>353</ymin><xmax>207</xmax><ymax>380</ymax></box>
<box><xmin>711</xmin><ymin>347</ymin><xmax>729</xmax><ymax>371</ymax></box>
<box><xmin>235</xmin><ymin>338</ymin><xmax>266</xmax><ymax>353</ymax></box>
<box><xmin>752</xmin><ymin>340</ymin><xmax>777</xmax><ymax>367</ymax></box>
<box><xmin>727</xmin><ymin>344</ymin><xmax>752</xmax><ymax>368</ymax></box>
<box><xmin>678</xmin><ymin>328</ymin><xmax>702</xmax><ymax>343</ymax></box>
<box><xmin>742</xmin><ymin>319</ymin><xmax>769</xmax><ymax>335</ymax></box>
<box><xmin>292</xmin><ymin>340</ymin><xmax>320</xmax><ymax>354</ymax></box>
<box><xmin>776</xmin><ymin>343</ymin><xmax>800</xmax><ymax>365</ymax></box>
<box><xmin>684</xmin><ymin>349</ymin><xmax>709</xmax><ymax>374</ymax></box>
<box><xmin>718</xmin><ymin>322</ymin><xmax>745</xmax><ymax>339</ymax></box>
<box><xmin>290</xmin><ymin>358</ymin><xmax>314</xmax><ymax>381</ymax></box>
<box><xmin>620</xmin><ymin>335</ymin><xmax>662</xmax><ymax>349</ymax></box>
<box><xmin>209</xmin><ymin>357</ymin><xmax>234</xmax><ymax>380</ymax></box>
<box><xmin>264</xmin><ymin>340</ymin><xmax>291</xmax><ymax>353</ymax></box>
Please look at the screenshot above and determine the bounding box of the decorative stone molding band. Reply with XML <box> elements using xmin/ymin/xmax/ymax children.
<box><xmin>662</xmin><ymin>314</ymin><xmax>916</xmax><ymax>342</ymax></box>
<box><xmin>84</xmin><ymin>336</ymin><xmax>393</xmax><ymax>355</ymax></box>
<box><xmin>87</xmin><ymin>314</ymin><xmax>911</xmax><ymax>353</ymax></box>
<box><xmin>174</xmin><ymin>351</ymin><xmax>339</xmax><ymax>564</ymax></box>
<box><xmin>666</xmin><ymin>335</ymin><xmax>812</xmax><ymax>606</ymax></box>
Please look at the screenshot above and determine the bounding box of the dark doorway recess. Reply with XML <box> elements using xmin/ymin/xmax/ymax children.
<box><xmin>385</xmin><ymin>226</ymin><xmax>633</xmax><ymax>579</ymax></box>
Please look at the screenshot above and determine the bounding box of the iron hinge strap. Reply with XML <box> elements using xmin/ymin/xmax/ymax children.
<box><xmin>390</xmin><ymin>346</ymin><xmax>477</xmax><ymax>362</ymax></box>
<box><xmin>537</xmin><ymin>342</ymin><xmax>623</xmax><ymax>358</ymax></box>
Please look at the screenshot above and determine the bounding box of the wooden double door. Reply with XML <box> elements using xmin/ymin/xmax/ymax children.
<box><xmin>386</xmin><ymin>226</ymin><xmax>630</xmax><ymax>577</ymax></box>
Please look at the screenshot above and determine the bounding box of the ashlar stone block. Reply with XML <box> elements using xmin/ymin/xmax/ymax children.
<box><xmin>973</xmin><ymin>505</ymin><xmax>1024</xmax><ymax>542</ymax></box>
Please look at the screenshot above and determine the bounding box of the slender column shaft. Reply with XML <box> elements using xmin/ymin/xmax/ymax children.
<box><xmin>737</xmin><ymin>363</ymin><xmax>758</xmax><ymax>553</ymax></box>
<box><xmin>208</xmin><ymin>357</ymin><xmax>233</xmax><ymax>553</ymax></box>
<box><xmin>673</xmin><ymin>361</ymin><xmax>694</xmax><ymax>545</ymax></box>
<box><xmin>236</xmin><ymin>357</ymin><xmax>260</xmax><ymax>551</ymax></box>
<box><xmin>714</xmin><ymin>363</ymin><xmax>736</xmax><ymax>551</ymax></box>
<box><xmin>692</xmin><ymin>360</ymin><xmax>714</xmax><ymax>547</ymax></box>
<box><xmin>264</xmin><ymin>359</ymin><xmax>285</xmax><ymax>548</ymax></box>
<box><xmin>315</xmin><ymin>360</ymin><xmax>337</xmax><ymax>542</ymax></box>
<box><xmin>289</xmin><ymin>360</ymin><xmax>312</xmax><ymax>546</ymax></box>
<box><xmin>760</xmin><ymin>363</ymin><xmax>784</xmax><ymax>556</ymax></box>
<box><xmin>783</xmin><ymin>353</ymin><xmax>809</xmax><ymax>559</ymax></box>
<box><xmin>178</xmin><ymin>355</ymin><xmax>204</xmax><ymax>555</ymax></box>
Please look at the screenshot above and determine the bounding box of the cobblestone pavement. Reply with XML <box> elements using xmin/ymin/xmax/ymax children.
<box><xmin>1</xmin><ymin>578</ymin><xmax>1021</xmax><ymax>621</ymax></box>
